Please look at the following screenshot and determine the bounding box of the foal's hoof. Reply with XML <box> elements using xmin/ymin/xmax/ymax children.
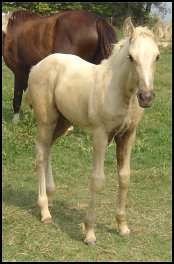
<box><xmin>118</xmin><ymin>224</ymin><xmax>130</xmax><ymax>237</ymax></box>
<box><xmin>119</xmin><ymin>230</ymin><xmax>130</xmax><ymax>237</ymax></box>
<box><xmin>84</xmin><ymin>239</ymin><xmax>96</xmax><ymax>246</ymax></box>
<box><xmin>41</xmin><ymin>217</ymin><xmax>53</xmax><ymax>224</ymax></box>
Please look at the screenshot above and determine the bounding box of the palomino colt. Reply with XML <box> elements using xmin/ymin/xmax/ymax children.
<box><xmin>27</xmin><ymin>22</ymin><xmax>159</xmax><ymax>244</ymax></box>
<box><xmin>2</xmin><ymin>10</ymin><xmax>117</xmax><ymax>122</ymax></box>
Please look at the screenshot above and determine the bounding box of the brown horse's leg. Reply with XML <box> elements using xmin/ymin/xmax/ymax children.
<box><xmin>13</xmin><ymin>84</ymin><xmax>23</xmax><ymax>122</ymax></box>
<box><xmin>84</xmin><ymin>127</ymin><xmax>108</xmax><ymax>245</ymax></box>
<box><xmin>45</xmin><ymin>115</ymin><xmax>71</xmax><ymax>207</ymax></box>
<box><xmin>13</xmin><ymin>70</ymin><xmax>28</xmax><ymax>122</ymax></box>
<box><xmin>115</xmin><ymin>129</ymin><xmax>136</xmax><ymax>236</ymax></box>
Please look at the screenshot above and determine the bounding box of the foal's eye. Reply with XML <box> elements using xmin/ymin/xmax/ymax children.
<box><xmin>128</xmin><ymin>54</ymin><xmax>134</xmax><ymax>62</ymax></box>
<box><xmin>156</xmin><ymin>54</ymin><xmax>160</xmax><ymax>61</ymax></box>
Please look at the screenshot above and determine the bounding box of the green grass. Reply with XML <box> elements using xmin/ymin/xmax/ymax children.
<box><xmin>2</xmin><ymin>49</ymin><xmax>172</xmax><ymax>262</ymax></box>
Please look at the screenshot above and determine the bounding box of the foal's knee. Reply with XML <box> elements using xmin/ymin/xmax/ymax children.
<box><xmin>36</xmin><ymin>145</ymin><xmax>48</xmax><ymax>166</ymax></box>
<box><xmin>46</xmin><ymin>186</ymin><xmax>56</xmax><ymax>195</ymax></box>
<box><xmin>118</xmin><ymin>169</ymin><xmax>130</xmax><ymax>189</ymax></box>
<box><xmin>90</xmin><ymin>174</ymin><xmax>105</xmax><ymax>192</ymax></box>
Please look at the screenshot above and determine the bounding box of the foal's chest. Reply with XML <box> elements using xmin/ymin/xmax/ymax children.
<box><xmin>107</xmin><ymin>117</ymin><xmax>132</xmax><ymax>142</ymax></box>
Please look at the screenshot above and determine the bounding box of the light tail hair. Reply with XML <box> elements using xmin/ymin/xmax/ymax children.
<box><xmin>22</xmin><ymin>88</ymin><xmax>32</xmax><ymax>110</ymax></box>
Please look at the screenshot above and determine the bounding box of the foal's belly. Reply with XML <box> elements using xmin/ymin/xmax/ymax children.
<box><xmin>58</xmin><ymin>104</ymin><xmax>89</xmax><ymax>126</ymax></box>
<box><xmin>55</xmin><ymin>84</ymin><xmax>90</xmax><ymax>126</ymax></box>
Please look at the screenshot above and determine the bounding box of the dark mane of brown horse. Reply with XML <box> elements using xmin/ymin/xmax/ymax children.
<box><xmin>3</xmin><ymin>9</ymin><xmax>117</xmax><ymax>120</ymax></box>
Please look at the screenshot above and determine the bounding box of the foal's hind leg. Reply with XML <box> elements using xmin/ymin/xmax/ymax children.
<box><xmin>115</xmin><ymin>129</ymin><xmax>136</xmax><ymax>236</ymax></box>
<box><xmin>45</xmin><ymin>116</ymin><xmax>71</xmax><ymax>207</ymax></box>
<box><xmin>45</xmin><ymin>156</ymin><xmax>56</xmax><ymax>207</ymax></box>
<box><xmin>37</xmin><ymin>121</ymin><xmax>57</xmax><ymax>223</ymax></box>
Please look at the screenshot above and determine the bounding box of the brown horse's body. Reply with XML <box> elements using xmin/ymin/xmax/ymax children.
<box><xmin>3</xmin><ymin>10</ymin><xmax>117</xmax><ymax>121</ymax></box>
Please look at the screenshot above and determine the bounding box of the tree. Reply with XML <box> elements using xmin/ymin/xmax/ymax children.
<box><xmin>2</xmin><ymin>2</ymin><xmax>171</xmax><ymax>26</ymax></box>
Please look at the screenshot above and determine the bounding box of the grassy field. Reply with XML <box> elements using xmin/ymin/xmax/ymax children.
<box><xmin>2</xmin><ymin>46</ymin><xmax>172</xmax><ymax>262</ymax></box>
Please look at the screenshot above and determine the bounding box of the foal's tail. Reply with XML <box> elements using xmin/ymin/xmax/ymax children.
<box><xmin>93</xmin><ymin>18</ymin><xmax>118</xmax><ymax>64</ymax></box>
<box><xmin>22</xmin><ymin>87</ymin><xmax>32</xmax><ymax>110</ymax></box>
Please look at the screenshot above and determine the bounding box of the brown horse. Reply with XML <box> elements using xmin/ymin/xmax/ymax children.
<box><xmin>2</xmin><ymin>10</ymin><xmax>117</xmax><ymax>122</ymax></box>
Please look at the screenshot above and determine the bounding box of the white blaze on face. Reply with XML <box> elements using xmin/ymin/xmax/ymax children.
<box><xmin>130</xmin><ymin>36</ymin><xmax>159</xmax><ymax>91</ymax></box>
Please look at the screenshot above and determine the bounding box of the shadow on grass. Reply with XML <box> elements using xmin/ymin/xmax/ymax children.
<box><xmin>2</xmin><ymin>184</ymin><xmax>88</xmax><ymax>242</ymax></box>
<box><xmin>2</xmin><ymin>184</ymin><xmax>118</xmax><ymax>242</ymax></box>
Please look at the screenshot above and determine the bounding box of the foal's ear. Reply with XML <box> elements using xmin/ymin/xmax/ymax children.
<box><xmin>127</xmin><ymin>19</ymin><xmax>135</xmax><ymax>38</ymax></box>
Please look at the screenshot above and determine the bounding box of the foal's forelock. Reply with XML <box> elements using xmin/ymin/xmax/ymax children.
<box><xmin>129</xmin><ymin>26</ymin><xmax>155</xmax><ymax>42</ymax></box>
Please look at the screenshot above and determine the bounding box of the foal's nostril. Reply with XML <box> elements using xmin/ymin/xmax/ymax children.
<box><xmin>138</xmin><ymin>92</ymin><xmax>144</xmax><ymax>101</ymax></box>
<box><xmin>145</xmin><ymin>92</ymin><xmax>152</xmax><ymax>102</ymax></box>
<box><xmin>137</xmin><ymin>90</ymin><xmax>155</xmax><ymax>108</ymax></box>
<box><xmin>138</xmin><ymin>90</ymin><xmax>155</xmax><ymax>102</ymax></box>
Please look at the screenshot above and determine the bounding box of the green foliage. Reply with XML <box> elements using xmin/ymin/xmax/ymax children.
<box><xmin>2</xmin><ymin>2</ymin><xmax>170</xmax><ymax>25</ymax></box>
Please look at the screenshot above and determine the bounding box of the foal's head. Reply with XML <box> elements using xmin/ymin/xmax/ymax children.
<box><xmin>127</xmin><ymin>23</ymin><xmax>160</xmax><ymax>108</ymax></box>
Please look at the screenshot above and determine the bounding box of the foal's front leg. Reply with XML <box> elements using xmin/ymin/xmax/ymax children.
<box><xmin>115</xmin><ymin>129</ymin><xmax>136</xmax><ymax>236</ymax></box>
<box><xmin>84</xmin><ymin>127</ymin><xmax>108</xmax><ymax>245</ymax></box>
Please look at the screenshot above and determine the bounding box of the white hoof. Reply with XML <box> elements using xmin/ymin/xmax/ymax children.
<box><xmin>13</xmin><ymin>113</ymin><xmax>20</xmax><ymax>123</ymax></box>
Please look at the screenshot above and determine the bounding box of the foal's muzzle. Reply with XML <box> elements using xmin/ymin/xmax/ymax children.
<box><xmin>137</xmin><ymin>90</ymin><xmax>155</xmax><ymax>108</ymax></box>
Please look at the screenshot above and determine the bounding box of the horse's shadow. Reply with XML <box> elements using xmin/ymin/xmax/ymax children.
<box><xmin>2</xmin><ymin>185</ymin><xmax>88</xmax><ymax>242</ymax></box>
<box><xmin>3</xmin><ymin>185</ymin><xmax>117</xmax><ymax>242</ymax></box>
